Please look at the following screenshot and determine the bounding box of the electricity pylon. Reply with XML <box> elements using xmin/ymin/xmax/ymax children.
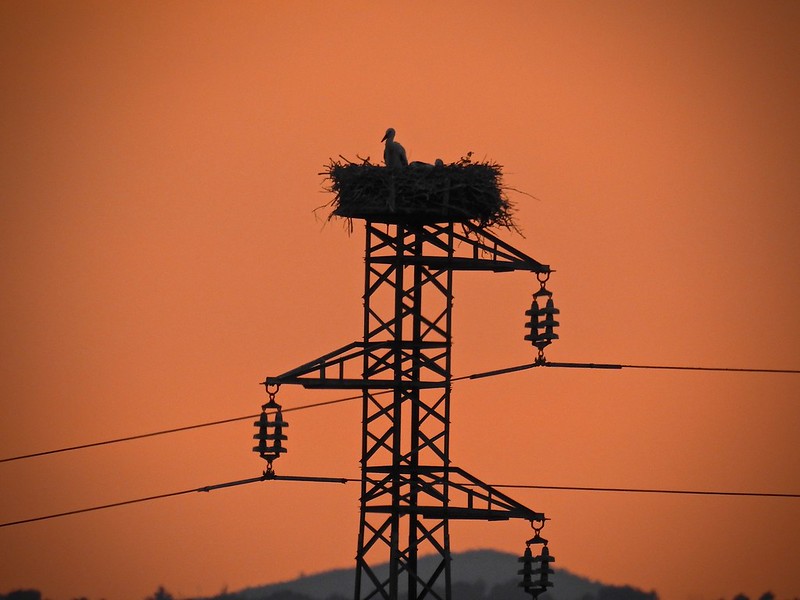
<box><xmin>264</xmin><ymin>218</ymin><xmax>551</xmax><ymax>600</ymax></box>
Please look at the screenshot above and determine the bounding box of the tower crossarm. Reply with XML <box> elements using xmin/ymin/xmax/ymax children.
<box><xmin>443</xmin><ymin>466</ymin><xmax>545</xmax><ymax>521</ymax></box>
<box><xmin>362</xmin><ymin>466</ymin><xmax>545</xmax><ymax>523</ymax></box>
<box><xmin>449</xmin><ymin>222</ymin><xmax>550</xmax><ymax>273</ymax></box>
<box><xmin>365</xmin><ymin>222</ymin><xmax>549</xmax><ymax>274</ymax></box>
<box><xmin>264</xmin><ymin>340</ymin><xmax>449</xmax><ymax>389</ymax></box>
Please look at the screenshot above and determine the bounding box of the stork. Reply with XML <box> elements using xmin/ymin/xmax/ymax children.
<box><xmin>381</xmin><ymin>127</ymin><xmax>408</xmax><ymax>168</ymax></box>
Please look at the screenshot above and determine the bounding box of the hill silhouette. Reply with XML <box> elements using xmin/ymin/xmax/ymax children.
<box><xmin>199</xmin><ymin>549</ymin><xmax>654</xmax><ymax>600</ymax></box>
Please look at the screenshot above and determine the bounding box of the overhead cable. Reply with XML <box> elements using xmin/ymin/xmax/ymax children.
<box><xmin>2</xmin><ymin>476</ymin><xmax>798</xmax><ymax>529</ymax></box>
<box><xmin>0</xmin><ymin>393</ymin><xmax>370</xmax><ymax>464</ymax></box>
<box><xmin>468</xmin><ymin>360</ymin><xmax>800</xmax><ymax>379</ymax></box>
<box><xmin>3</xmin><ymin>360</ymin><xmax>798</xmax><ymax>464</ymax></box>
<box><xmin>488</xmin><ymin>483</ymin><xmax>800</xmax><ymax>498</ymax></box>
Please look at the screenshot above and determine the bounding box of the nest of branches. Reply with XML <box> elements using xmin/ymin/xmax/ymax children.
<box><xmin>321</xmin><ymin>155</ymin><xmax>517</xmax><ymax>230</ymax></box>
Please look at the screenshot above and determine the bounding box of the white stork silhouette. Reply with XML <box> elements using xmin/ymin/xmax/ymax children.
<box><xmin>381</xmin><ymin>128</ymin><xmax>408</xmax><ymax>168</ymax></box>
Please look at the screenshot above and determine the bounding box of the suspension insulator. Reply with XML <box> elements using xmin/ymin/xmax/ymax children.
<box><xmin>524</xmin><ymin>299</ymin><xmax>540</xmax><ymax>343</ymax></box>
<box><xmin>537</xmin><ymin>298</ymin><xmax>560</xmax><ymax>347</ymax></box>
<box><xmin>252</xmin><ymin>412</ymin><xmax>269</xmax><ymax>454</ymax></box>
<box><xmin>524</xmin><ymin>295</ymin><xmax>560</xmax><ymax>350</ymax></box>
<box><xmin>530</xmin><ymin>545</ymin><xmax>556</xmax><ymax>596</ymax></box>
<box><xmin>252</xmin><ymin>406</ymin><xmax>288</xmax><ymax>465</ymax></box>
<box><xmin>518</xmin><ymin>545</ymin><xmax>534</xmax><ymax>592</ymax></box>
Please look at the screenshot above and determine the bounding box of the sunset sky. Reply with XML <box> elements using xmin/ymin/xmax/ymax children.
<box><xmin>1</xmin><ymin>2</ymin><xmax>799</xmax><ymax>600</ymax></box>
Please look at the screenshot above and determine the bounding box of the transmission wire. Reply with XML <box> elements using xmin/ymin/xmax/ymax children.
<box><xmin>0</xmin><ymin>393</ymin><xmax>371</xmax><ymax>464</ymax></box>
<box><xmin>2</xmin><ymin>476</ymin><xmax>798</xmax><ymax>529</ymax></box>
<box><xmin>3</xmin><ymin>360</ymin><xmax>799</xmax><ymax>465</ymax></box>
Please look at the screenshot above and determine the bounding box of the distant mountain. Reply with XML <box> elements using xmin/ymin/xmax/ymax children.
<box><xmin>205</xmin><ymin>549</ymin><xmax>629</xmax><ymax>600</ymax></box>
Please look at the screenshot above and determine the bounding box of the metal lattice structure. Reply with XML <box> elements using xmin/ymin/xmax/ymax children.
<box><xmin>265</xmin><ymin>219</ymin><xmax>551</xmax><ymax>600</ymax></box>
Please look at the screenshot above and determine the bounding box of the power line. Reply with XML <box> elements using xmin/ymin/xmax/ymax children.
<box><xmin>467</xmin><ymin>360</ymin><xmax>800</xmax><ymax>379</ymax></box>
<box><xmin>0</xmin><ymin>393</ymin><xmax>370</xmax><ymax>464</ymax></box>
<box><xmin>2</xmin><ymin>476</ymin><xmax>798</xmax><ymax>529</ymax></box>
<box><xmin>3</xmin><ymin>360</ymin><xmax>799</xmax><ymax>465</ymax></box>
<box><xmin>488</xmin><ymin>483</ymin><xmax>800</xmax><ymax>498</ymax></box>
<box><xmin>0</xmin><ymin>414</ymin><xmax>260</xmax><ymax>464</ymax></box>
<box><xmin>547</xmin><ymin>361</ymin><xmax>800</xmax><ymax>374</ymax></box>
<box><xmin>0</xmin><ymin>474</ymin><xmax>355</xmax><ymax>529</ymax></box>
<box><xmin>0</xmin><ymin>487</ymin><xmax>199</xmax><ymax>528</ymax></box>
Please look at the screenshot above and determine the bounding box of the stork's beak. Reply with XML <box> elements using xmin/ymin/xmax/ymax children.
<box><xmin>381</xmin><ymin>132</ymin><xmax>388</xmax><ymax>142</ymax></box>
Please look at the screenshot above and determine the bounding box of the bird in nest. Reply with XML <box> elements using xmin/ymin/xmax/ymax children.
<box><xmin>381</xmin><ymin>127</ymin><xmax>408</xmax><ymax>169</ymax></box>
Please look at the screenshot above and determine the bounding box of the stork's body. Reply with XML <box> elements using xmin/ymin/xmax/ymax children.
<box><xmin>381</xmin><ymin>127</ymin><xmax>408</xmax><ymax>168</ymax></box>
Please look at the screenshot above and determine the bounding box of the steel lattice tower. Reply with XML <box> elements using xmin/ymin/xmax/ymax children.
<box><xmin>266</xmin><ymin>217</ymin><xmax>550</xmax><ymax>600</ymax></box>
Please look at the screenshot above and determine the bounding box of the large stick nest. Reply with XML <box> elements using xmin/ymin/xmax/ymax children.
<box><xmin>321</xmin><ymin>154</ymin><xmax>517</xmax><ymax>230</ymax></box>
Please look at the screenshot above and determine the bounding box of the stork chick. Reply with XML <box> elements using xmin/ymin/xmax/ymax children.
<box><xmin>381</xmin><ymin>128</ymin><xmax>408</xmax><ymax>168</ymax></box>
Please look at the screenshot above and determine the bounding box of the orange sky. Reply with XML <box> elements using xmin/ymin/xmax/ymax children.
<box><xmin>1</xmin><ymin>2</ymin><xmax>799</xmax><ymax>600</ymax></box>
